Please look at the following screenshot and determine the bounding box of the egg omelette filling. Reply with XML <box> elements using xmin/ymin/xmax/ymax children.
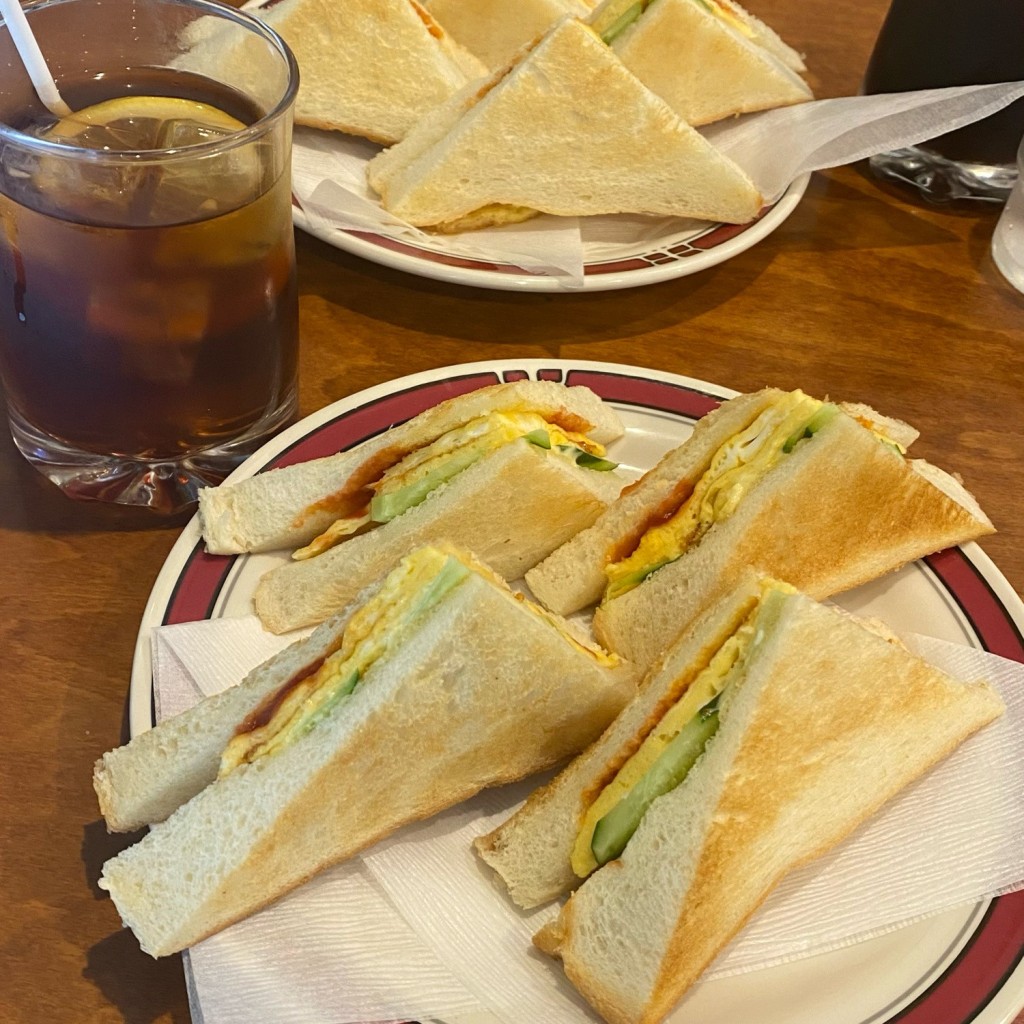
<box><xmin>602</xmin><ymin>390</ymin><xmax>840</xmax><ymax>603</ymax></box>
<box><xmin>293</xmin><ymin>412</ymin><xmax>617</xmax><ymax>561</ymax></box>
<box><xmin>572</xmin><ymin>579</ymin><xmax>793</xmax><ymax>878</ymax></box>
<box><xmin>219</xmin><ymin>545</ymin><xmax>618</xmax><ymax>777</ymax></box>
<box><xmin>597</xmin><ymin>0</ymin><xmax>756</xmax><ymax>46</ymax></box>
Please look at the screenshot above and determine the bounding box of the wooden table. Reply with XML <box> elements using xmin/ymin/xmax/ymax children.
<box><xmin>2</xmin><ymin>0</ymin><xmax>1022</xmax><ymax>1021</ymax></box>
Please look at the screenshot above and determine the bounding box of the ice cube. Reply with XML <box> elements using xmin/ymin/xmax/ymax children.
<box><xmin>159</xmin><ymin>117</ymin><xmax>234</xmax><ymax>150</ymax></box>
<box><xmin>74</xmin><ymin>117</ymin><xmax>165</xmax><ymax>151</ymax></box>
<box><xmin>36</xmin><ymin>113</ymin><xmax>165</xmax><ymax>151</ymax></box>
<box><xmin>12</xmin><ymin>112</ymin><xmax>164</xmax><ymax>222</ymax></box>
<box><xmin>17</xmin><ymin>143</ymin><xmax>145</xmax><ymax>224</ymax></box>
<box><xmin>147</xmin><ymin>121</ymin><xmax>264</xmax><ymax>223</ymax></box>
<box><xmin>16</xmin><ymin>99</ymin><xmax>264</xmax><ymax>226</ymax></box>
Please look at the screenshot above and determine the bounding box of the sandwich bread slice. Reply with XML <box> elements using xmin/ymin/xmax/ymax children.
<box><xmin>476</xmin><ymin>575</ymin><xmax>1003</xmax><ymax>1023</ymax></box>
<box><xmin>525</xmin><ymin>387</ymin><xmax>993</xmax><ymax>672</ymax></box>
<box><xmin>247</xmin><ymin>0</ymin><xmax>487</xmax><ymax>143</ymax></box>
<box><xmin>588</xmin><ymin>0</ymin><xmax>812</xmax><ymax>126</ymax></box>
<box><xmin>425</xmin><ymin>0</ymin><xmax>595</xmax><ymax>71</ymax></box>
<box><xmin>198</xmin><ymin>380</ymin><xmax>627</xmax><ymax>634</ymax></box>
<box><xmin>366</xmin><ymin>16</ymin><xmax>763</xmax><ymax>231</ymax></box>
<box><xmin>97</xmin><ymin>544</ymin><xmax>637</xmax><ymax>956</ymax></box>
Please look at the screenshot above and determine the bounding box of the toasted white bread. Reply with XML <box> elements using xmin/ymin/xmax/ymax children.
<box><xmin>425</xmin><ymin>0</ymin><xmax>595</xmax><ymax>70</ymax></box>
<box><xmin>526</xmin><ymin>390</ymin><xmax>777</xmax><ymax>617</ymax></box>
<box><xmin>199</xmin><ymin>380</ymin><xmax>626</xmax><ymax>634</ymax></box>
<box><xmin>199</xmin><ymin>380</ymin><xmax>622</xmax><ymax>555</ymax></box>
<box><xmin>525</xmin><ymin>388</ymin><xmax>994</xmax><ymax>674</ymax></box>
<box><xmin>246</xmin><ymin>0</ymin><xmax>486</xmax><ymax>143</ymax></box>
<box><xmin>717</xmin><ymin>0</ymin><xmax>806</xmax><ymax>72</ymax></box>
<box><xmin>475</xmin><ymin>570</ymin><xmax>765</xmax><ymax>908</ymax></box>
<box><xmin>94</xmin><ymin>610</ymin><xmax>358</xmax><ymax>833</ymax></box>
<box><xmin>588</xmin><ymin>0</ymin><xmax>812</xmax><ymax>127</ymax></box>
<box><xmin>97</xmin><ymin>546</ymin><xmax>637</xmax><ymax>956</ymax></box>
<box><xmin>254</xmin><ymin>439</ymin><xmax>624</xmax><ymax>632</ymax></box>
<box><xmin>367</xmin><ymin>17</ymin><xmax>763</xmax><ymax>229</ymax></box>
<box><xmin>477</xmin><ymin>576</ymin><xmax>1003</xmax><ymax>1023</ymax></box>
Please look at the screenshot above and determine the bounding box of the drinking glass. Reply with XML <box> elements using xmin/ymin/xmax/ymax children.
<box><xmin>0</xmin><ymin>0</ymin><xmax>300</xmax><ymax>513</ymax></box>
<box><xmin>862</xmin><ymin>0</ymin><xmax>1024</xmax><ymax>202</ymax></box>
<box><xmin>992</xmin><ymin>136</ymin><xmax>1024</xmax><ymax>292</ymax></box>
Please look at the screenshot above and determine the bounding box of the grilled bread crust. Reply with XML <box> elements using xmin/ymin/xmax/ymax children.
<box><xmin>98</xmin><ymin>567</ymin><xmax>637</xmax><ymax>957</ymax></box>
<box><xmin>199</xmin><ymin>380</ymin><xmax>624</xmax><ymax>556</ymax></box>
<box><xmin>251</xmin><ymin>0</ymin><xmax>486</xmax><ymax>143</ymax></box>
<box><xmin>534</xmin><ymin>586</ymin><xmax>1003</xmax><ymax>1024</ymax></box>
<box><xmin>593</xmin><ymin>410</ymin><xmax>993</xmax><ymax>673</ymax></box>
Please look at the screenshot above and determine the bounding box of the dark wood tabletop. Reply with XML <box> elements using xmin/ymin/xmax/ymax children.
<box><xmin>2</xmin><ymin>0</ymin><xmax>1023</xmax><ymax>1021</ymax></box>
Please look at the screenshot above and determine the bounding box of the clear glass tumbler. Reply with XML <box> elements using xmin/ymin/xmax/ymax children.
<box><xmin>0</xmin><ymin>0</ymin><xmax>300</xmax><ymax>513</ymax></box>
<box><xmin>862</xmin><ymin>0</ymin><xmax>1024</xmax><ymax>202</ymax></box>
<box><xmin>992</xmin><ymin>136</ymin><xmax>1024</xmax><ymax>292</ymax></box>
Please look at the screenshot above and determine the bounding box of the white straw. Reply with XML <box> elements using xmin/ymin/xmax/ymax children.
<box><xmin>0</xmin><ymin>0</ymin><xmax>71</xmax><ymax>117</ymax></box>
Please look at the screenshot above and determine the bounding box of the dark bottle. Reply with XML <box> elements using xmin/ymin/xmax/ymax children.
<box><xmin>862</xmin><ymin>0</ymin><xmax>1024</xmax><ymax>199</ymax></box>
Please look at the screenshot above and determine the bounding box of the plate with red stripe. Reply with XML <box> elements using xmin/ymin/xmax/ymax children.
<box><xmin>292</xmin><ymin>174</ymin><xmax>809</xmax><ymax>293</ymax></box>
<box><xmin>131</xmin><ymin>359</ymin><xmax>1024</xmax><ymax>1024</ymax></box>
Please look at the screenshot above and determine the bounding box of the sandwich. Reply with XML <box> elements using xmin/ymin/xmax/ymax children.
<box><xmin>424</xmin><ymin>0</ymin><xmax>596</xmax><ymax>72</ymax></box>
<box><xmin>246</xmin><ymin>0</ymin><xmax>487</xmax><ymax>144</ymax></box>
<box><xmin>588</xmin><ymin>0</ymin><xmax>813</xmax><ymax>126</ymax></box>
<box><xmin>96</xmin><ymin>543</ymin><xmax>637</xmax><ymax>956</ymax></box>
<box><xmin>525</xmin><ymin>387</ymin><xmax>994</xmax><ymax>673</ymax></box>
<box><xmin>198</xmin><ymin>379</ymin><xmax>627</xmax><ymax>634</ymax></box>
<box><xmin>366</xmin><ymin>16</ymin><xmax>763</xmax><ymax>232</ymax></box>
<box><xmin>474</xmin><ymin>575</ymin><xmax>1004</xmax><ymax>1023</ymax></box>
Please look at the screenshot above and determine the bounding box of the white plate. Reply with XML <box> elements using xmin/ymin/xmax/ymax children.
<box><xmin>292</xmin><ymin>175</ymin><xmax>810</xmax><ymax>293</ymax></box>
<box><xmin>130</xmin><ymin>359</ymin><xmax>1024</xmax><ymax>1024</ymax></box>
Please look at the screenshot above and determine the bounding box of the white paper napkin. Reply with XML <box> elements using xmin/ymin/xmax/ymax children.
<box><xmin>703</xmin><ymin>81</ymin><xmax>1024</xmax><ymax>202</ymax></box>
<box><xmin>292</xmin><ymin>131</ymin><xmax>586</xmax><ymax>282</ymax></box>
<box><xmin>291</xmin><ymin>81</ymin><xmax>1024</xmax><ymax>287</ymax></box>
<box><xmin>148</xmin><ymin>616</ymin><xmax>1024</xmax><ymax>1024</ymax></box>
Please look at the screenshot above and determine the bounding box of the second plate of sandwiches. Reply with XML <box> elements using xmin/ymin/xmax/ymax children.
<box><xmin>235</xmin><ymin>0</ymin><xmax>817</xmax><ymax>289</ymax></box>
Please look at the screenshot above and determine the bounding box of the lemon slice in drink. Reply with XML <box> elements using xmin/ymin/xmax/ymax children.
<box><xmin>34</xmin><ymin>94</ymin><xmax>260</xmax><ymax>230</ymax></box>
<box><xmin>44</xmin><ymin>95</ymin><xmax>246</xmax><ymax>150</ymax></box>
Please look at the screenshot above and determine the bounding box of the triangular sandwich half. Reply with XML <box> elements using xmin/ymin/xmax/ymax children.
<box><xmin>367</xmin><ymin>16</ymin><xmax>763</xmax><ymax>230</ymax></box>
<box><xmin>589</xmin><ymin>0</ymin><xmax>812</xmax><ymax>126</ymax></box>
<box><xmin>475</xmin><ymin>575</ymin><xmax>1002</xmax><ymax>1023</ymax></box>
<box><xmin>197</xmin><ymin>380</ymin><xmax>627</xmax><ymax>634</ymax></box>
<box><xmin>248</xmin><ymin>0</ymin><xmax>487</xmax><ymax>143</ymax></box>
<box><xmin>96</xmin><ymin>544</ymin><xmax>637</xmax><ymax>956</ymax></box>
<box><xmin>524</xmin><ymin>387</ymin><xmax>994</xmax><ymax>674</ymax></box>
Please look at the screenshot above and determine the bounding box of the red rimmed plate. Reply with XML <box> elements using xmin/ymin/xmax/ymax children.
<box><xmin>292</xmin><ymin>175</ymin><xmax>810</xmax><ymax>293</ymax></box>
<box><xmin>130</xmin><ymin>360</ymin><xmax>1024</xmax><ymax>1024</ymax></box>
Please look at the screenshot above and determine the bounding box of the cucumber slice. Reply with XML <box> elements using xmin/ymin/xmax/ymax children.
<box><xmin>601</xmin><ymin>0</ymin><xmax>646</xmax><ymax>43</ymax></box>
<box><xmin>591</xmin><ymin>700</ymin><xmax>720</xmax><ymax>866</ymax></box>
<box><xmin>574</xmin><ymin>450</ymin><xmax>618</xmax><ymax>472</ymax></box>
<box><xmin>301</xmin><ymin>668</ymin><xmax>360</xmax><ymax>737</ymax></box>
<box><xmin>781</xmin><ymin>403</ymin><xmax>838</xmax><ymax>453</ymax></box>
<box><xmin>604</xmin><ymin>556</ymin><xmax>674</xmax><ymax>602</ymax></box>
<box><xmin>554</xmin><ymin>444</ymin><xmax>618</xmax><ymax>471</ymax></box>
<box><xmin>524</xmin><ymin>428</ymin><xmax>552</xmax><ymax>449</ymax></box>
<box><xmin>295</xmin><ymin>557</ymin><xmax>469</xmax><ymax>740</ymax></box>
<box><xmin>370</xmin><ymin>446</ymin><xmax>485</xmax><ymax>523</ymax></box>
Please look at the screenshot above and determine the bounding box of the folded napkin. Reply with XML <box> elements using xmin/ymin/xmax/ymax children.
<box><xmin>148</xmin><ymin>614</ymin><xmax>1024</xmax><ymax>1024</ymax></box>
<box><xmin>292</xmin><ymin>81</ymin><xmax>1024</xmax><ymax>287</ymax></box>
